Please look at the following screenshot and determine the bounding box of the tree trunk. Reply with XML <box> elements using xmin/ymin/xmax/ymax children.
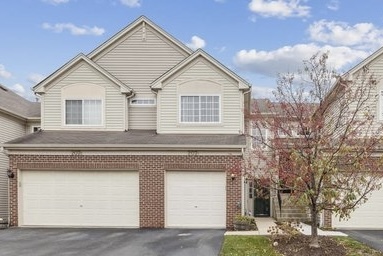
<box><xmin>309</xmin><ymin>206</ymin><xmax>320</xmax><ymax>248</ymax></box>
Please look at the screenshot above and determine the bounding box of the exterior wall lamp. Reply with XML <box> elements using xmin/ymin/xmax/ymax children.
<box><xmin>231</xmin><ymin>173</ymin><xmax>236</xmax><ymax>180</ymax></box>
<box><xmin>7</xmin><ymin>168</ymin><xmax>14</xmax><ymax>179</ymax></box>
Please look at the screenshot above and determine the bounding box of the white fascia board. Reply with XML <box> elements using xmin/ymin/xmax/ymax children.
<box><xmin>3</xmin><ymin>143</ymin><xmax>246</xmax><ymax>151</ymax></box>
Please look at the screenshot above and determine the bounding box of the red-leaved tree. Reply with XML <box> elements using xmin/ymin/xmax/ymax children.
<box><xmin>246</xmin><ymin>52</ymin><xmax>383</xmax><ymax>248</ymax></box>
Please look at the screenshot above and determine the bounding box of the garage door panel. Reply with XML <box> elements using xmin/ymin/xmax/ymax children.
<box><xmin>332</xmin><ymin>187</ymin><xmax>383</xmax><ymax>229</ymax></box>
<box><xmin>20</xmin><ymin>170</ymin><xmax>139</xmax><ymax>227</ymax></box>
<box><xmin>166</xmin><ymin>171</ymin><xmax>226</xmax><ymax>228</ymax></box>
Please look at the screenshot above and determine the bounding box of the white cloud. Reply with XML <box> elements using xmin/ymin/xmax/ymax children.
<box><xmin>248</xmin><ymin>0</ymin><xmax>310</xmax><ymax>18</ymax></box>
<box><xmin>10</xmin><ymin>83</ymin><xmax>26</xmax><ymax>97</ymax></box>
<box><xmin>308</xmin><ymin>20</ymin><xmax>383</xmax><ymax>49</ymax></box>
<box><xmin>214</xmin><ymin>0</ymin><xmax>226</xmax><ymax>3</ymax></box>
<box><xmin>42</xmin><ymin>0</ymin><xmax>69</xmax><ymax>5</ymax></box>
<box><xmin>0</xmin><ymin>64</ymin><xmax>11</xmax><ymax>79</ymax></box>
<box><xmin>120</xmin><ymin>0</ymin><xmax>141</xmax><ymax>7</ymax></box>
<box><xmin>28</xmin><ymin>73</ymin><xmax>46</xmax><ymax>85</ymax></box>
<box><xmin>186</xmin><ymin>36</ymin><xmax>206</xmax><ymax>50</ymax></box>
<box><xmin>327</xmin><ymin>0</ymin><xmax>339</xmax><ymax>11</ymax></box>
<box><xmin>42</xmin><ymin>23</ymin><xmax>105</xmax><ymax>36</ymax></box>
<box><xmin>251</xmin><ymin>86</ymin><xmax>275</xmax><ymax>99</ymax></box>
<box><xmin>234</xmin><ymin>43</ymin><xmax>368</xmax><ymax>77</ymax></box>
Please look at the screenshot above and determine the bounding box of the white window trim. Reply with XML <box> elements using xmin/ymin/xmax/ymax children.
<box><xmin>130</xmin><ymin>98</ymin><xmax>156</xmax><ymax>107</ymax></box>
<box><xmin>178</xmin><ymin>94</ymin><xmax>221</xmax><ymax>124</ymax></box>
<box><xmin>63</xmin><ymin>98</ymin><xmax>104</xmax><ymax>127</ymax></box>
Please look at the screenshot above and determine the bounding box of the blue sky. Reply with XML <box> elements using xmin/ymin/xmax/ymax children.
<box><xmin>1</xmin><ymin>0</ymin><xmax>383</xmax><ymax>100</ymax></box>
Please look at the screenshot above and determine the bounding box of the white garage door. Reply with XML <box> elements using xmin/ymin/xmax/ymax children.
<box><xmin>20</xmin><ymin>170</ymin><xmax>139</xmax><ymax>227</ymax></box>
<box><xmin>332</xmin><ymin>187</ymin><xmax>383</xmax><ymax>229</ymax></box>
<box><xmin>166</xmin><ymin>171</ymin><xmax>226</xmax><ymax>228</ymax></box>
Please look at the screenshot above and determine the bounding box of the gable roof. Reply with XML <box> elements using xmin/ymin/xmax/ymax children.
<box><xmin>345</xmin><ymin>45</ymin><xmax>383</xmax><ymax>76</ymax></box>
<box><xmin>88</xmin><ymin>15</ymin><xmax>193</xmax><ymax>60</ymax></box>
<box><xmin>151</xmin><ymin>49</ymin><xmax>251</xmax><ymax>90</ymax></box>
<box><xmin>0</xmin><ymin>84</ymin><xmax>40</xmax><ymax>120</ymax></box>
<box><xmin>33</xmin><ymin>54</ymin><xmax>132</xmax><ymax>94</ymax></box>
<box><xmin>323</xmin><ymin>46</ymin><xmax>383</xmax><ymax>107</ymax></box>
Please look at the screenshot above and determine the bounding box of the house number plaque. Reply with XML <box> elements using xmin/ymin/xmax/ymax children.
<box><xmin>71</xmin><ymin>151</ymin><xmax>82</xmax><ymax>156</ymax></box>
<box><xmin>188</xmin><ymin>151</ymin><xmax>199</xmax><ymax>156</ymax></box>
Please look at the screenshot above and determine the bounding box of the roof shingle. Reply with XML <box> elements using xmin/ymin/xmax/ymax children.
<box><xmin>0</xmin><ymin>84</ymin><xmax>40</xmax><ymax>118</ymax></box>
<box><xmin>5</xmin><ymin>130</ymin><xmax>246</xmax><ymax>149</ymax></box>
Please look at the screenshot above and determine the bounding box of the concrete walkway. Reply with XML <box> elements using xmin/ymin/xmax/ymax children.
<box><xmin>299</xmin><ymin>222</ymin><xmax>347</xmax><ymax>236</ymax></box>
<box><xmin>225</xmin><ymin>217</ymin><xmax>277</xmax><ymax>236</ymax></box>
<box><xmin>225</xmin><ymin>217</ymin><xmax>347</xmax><ymax>236</ymax></box>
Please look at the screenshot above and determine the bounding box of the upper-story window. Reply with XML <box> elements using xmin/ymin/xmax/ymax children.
<box><xmin>180</xmin><ymin>95</ymin><xmax>220</xmax><ymax>123</ymax></box>
<box><xmin>130</xmin><ymin>98</ymin><xmax>156</xmax><ymax>106</ymax></box>
<box><xmin>65</xmin><ymin>99</ymin><xmax>102</xmax><ymax>125</ymax></box>
<box><xmin>252</xmin><ymin>127</ymin><xmax>268</xmax><ymax>148</ymax></box>
<box><xmin>32</xmin><ymin>126</ymin><xmax>41</xmax><ymax>133</ymax></box>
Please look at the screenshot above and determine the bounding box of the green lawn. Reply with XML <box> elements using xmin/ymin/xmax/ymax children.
<box><xmin>220</xmin><ymin>236</ymin><xmax>280</xmax><ymax>256</ymax></box>
<box><xmin>220</xmin><ymin>236</ymin><xmax>383</xmax><ymax>256</ymax></box>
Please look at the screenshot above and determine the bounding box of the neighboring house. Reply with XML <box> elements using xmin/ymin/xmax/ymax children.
<box><xmin>248</xmin><ymin>47</ymin><xmax>383</xmax><ymax>230</ymax></box>
<box><xmin>245</xmin><ymin>99</ymin><xmax>311</xmax><ymax>222</ymax></box>
<box><xmin>0</xmin><ymin>84</ymin><xmax>40</xmax><ymax>226</ymax></box>
<box><xmin>3</xmin><ymin>16</ymin><xmax>251</xmax><ymax>229</ymax></box>
<box><xmin>325</xmin><ymin>47</ymin><xmax>383</xmax><ymax>230</ymax></box>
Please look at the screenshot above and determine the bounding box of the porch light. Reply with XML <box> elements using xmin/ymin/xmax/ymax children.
<box><xmin>7</xmin><ymin>169</ymin><xmax>14</xmax><ymax>179</ymax></box>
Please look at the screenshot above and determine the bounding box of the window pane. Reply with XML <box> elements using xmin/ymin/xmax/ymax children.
<box><xmin>66</xmin><ymin>100</ymin><xmax>82</xmax><ymax>124</ymax></box>
<box><xmin>181</xmin><ymin>96</ymin><xmax>199</xmax><ymax>122</ymax></box>
<box><xmin>84</xmin><ymin>100</ymin><xmax>102</xmax><ymax>125</ymax></box>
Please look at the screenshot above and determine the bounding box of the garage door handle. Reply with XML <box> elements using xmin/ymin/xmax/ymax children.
<box><xmin>80</xmin><ymin>205</ymin><xmax>83</xmax><ymax>207</ymax></box>
<box><xmin>194</xmin><ymin>206</ymin><xmax>198</xmax><ymax>208</ymax></box>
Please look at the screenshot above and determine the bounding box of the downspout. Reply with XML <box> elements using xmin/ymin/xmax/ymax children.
<box><xmin>241</xmin><ymin>87</ymin><xmax>251</xmax><ymax>216</ymax></box>
<box><xmin>1</xmin><ymin>147</ymin><xmax>10</xmax><ymax>228</ymax></box>
<box><xmin>125</xmin><ymin>92</ymin><xmax>135</xmax><ymax>131</ymax></box>
<box><xmin>151</xmin><ymin>88</ymin><xmax>159</xmax><ymax>133</ymax></box>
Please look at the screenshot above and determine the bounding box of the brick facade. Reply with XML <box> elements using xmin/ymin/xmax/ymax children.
<box><xmin>323</xmin><ymin>209</ymin><xmax>332</xmax><ymax>228</ymax></box>
<box><xmin>8</xmin><ymin>154</ymin><xmax>242</xmax><ymax>229</ymax></box>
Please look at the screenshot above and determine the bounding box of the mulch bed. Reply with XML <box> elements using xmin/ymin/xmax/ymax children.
<box><xmin>272</xmin><ymin>235</ymin><xmax>346</xmax><ymax>256</ymax></box>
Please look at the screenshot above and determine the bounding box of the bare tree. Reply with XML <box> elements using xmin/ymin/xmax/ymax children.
<box><xmin>246</xmin><ymin>52</ymin><xmax>383</xmax><ymax>248</ymax></box>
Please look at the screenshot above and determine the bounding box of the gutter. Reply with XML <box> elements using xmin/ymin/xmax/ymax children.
<box><xmin>0</xmin><ymin>108</ymin><xmax>28</xmax><ymax>121</ymax></box>
<box><xmin>3</xmin><ymin>143</ymin><xmax>246</xmax><ymax>151</ymax></box>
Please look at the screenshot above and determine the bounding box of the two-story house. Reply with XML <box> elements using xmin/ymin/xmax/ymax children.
<box><xmin>248</xmin><ymin>48</ymin><xmax>383</xmax><ymax>230</ymax></box>
<box><xmin>246</xmin><ymin>99</ymin><xmax>312</xmax><ymax>223</ymax></box>
<box><xmin>325</xmin><ymin>47</ymin><xmax>383</xmax><ymax>230</ymax></box>
<box><xmin>0</xmin><ymin>84</ymin><xmax>40</xmax><ymax>227</ymax></box>
<box><xmin>3</xmin><ymin>16</ymin><xmax>251</xmax><ymax>229</ymax></box>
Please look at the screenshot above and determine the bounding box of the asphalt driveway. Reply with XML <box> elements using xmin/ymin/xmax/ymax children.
<box><xmin>0</xmin><ymin>228</ymin><xmax>225</xmax><ymax>256</ymax></box>
<box><xmin>341</xmin><ymin>230</ymin><xmax>383</xmax><ymax>252</ymax></box>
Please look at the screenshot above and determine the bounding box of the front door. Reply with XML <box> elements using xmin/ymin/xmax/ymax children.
<box><xmin>254</xmin><ymin>187</ymin><xmax>270</xmax><ymax>217</ymax></box>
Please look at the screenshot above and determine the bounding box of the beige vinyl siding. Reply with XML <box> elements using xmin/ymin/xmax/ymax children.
<box><xmin>0</xmin><ymin>112</ymin><xmax>26</xmax><ymax>219</ymax></box>
<box><xmin>158</xmin><ymin>59</ymin><xmax>242</xmax><ymax>134</ymax></box>
<box><xmin>129</xmin><ymin>107</ymin><xmax>156</xmax><ymax>130</ymax></box>
<box><xmin>365</xmin><ymin>56</ymin><xmax>383</xmax><ymax>132</ymax></box>
<box><xmin>93</xmin><ymin>25</ymin><xmax>188</xmax><ymax>129</ymax></box>
<box><xmin>43</xmin><ymin>63</ymin><xmax>125</xmax><ymax>131</ymax></box>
